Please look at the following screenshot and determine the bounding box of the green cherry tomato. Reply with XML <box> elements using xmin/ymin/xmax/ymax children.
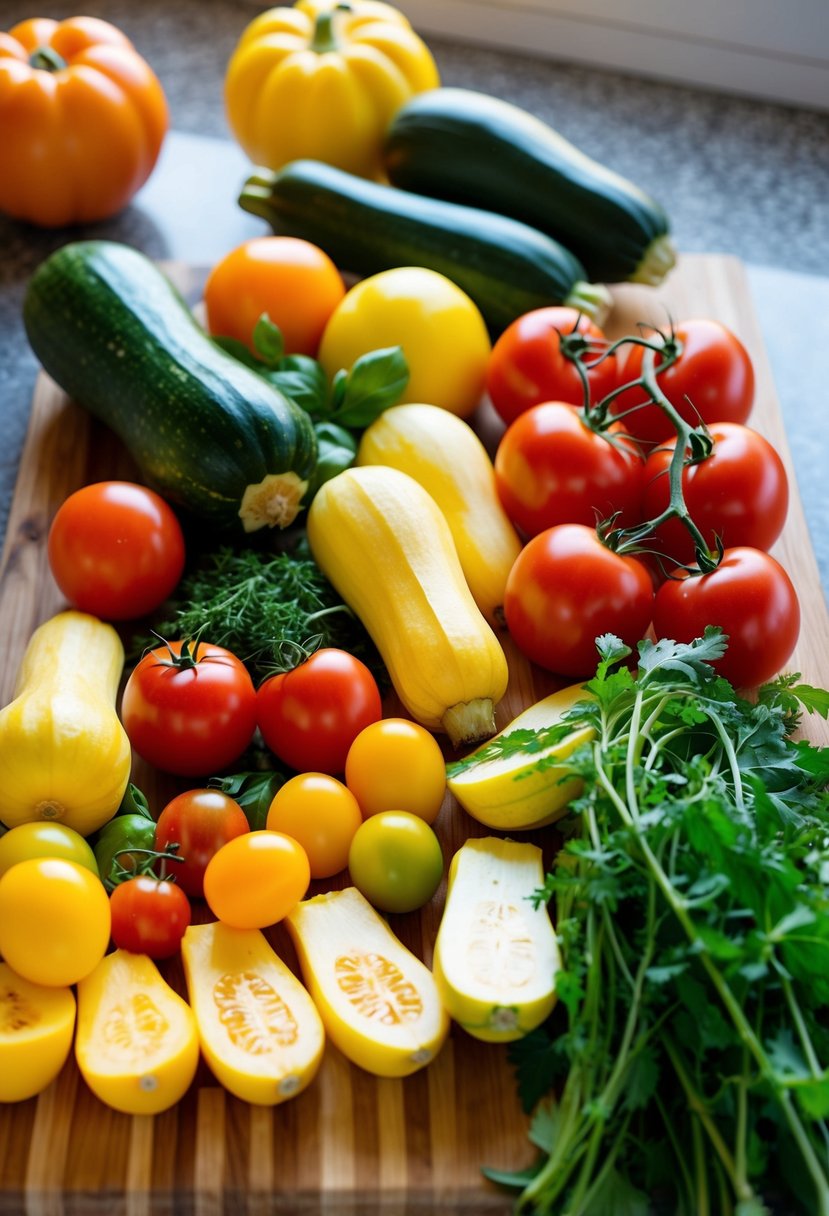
<box><xmin>347</xmin><ymin>810</ymin><xmax>444</xmax><ymax>914</ymax></box>
<box><xmin>0</xmin><ymin>821</ymin><xmax>99</xmax><ymax>879</ymax></box>
<box><xmin>94</xmin><ymin>813</ymin><xmax>158</xmax><ymax>888</ymax></box>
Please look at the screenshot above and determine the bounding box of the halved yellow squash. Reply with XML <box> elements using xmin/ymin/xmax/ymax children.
<box><xmin>0</xmin><ymin>961</ymin><xmax>76</xmax><ymax>1102</ymax></box>
<box><xmin>433</xmin><ymin>837</ymin><xmax>561</xmax><ymax>1043</ymax></box>
<box><xmin>181</xmin><ymin>921</ymin><xmax>325</xmax><ymax>1106</ymax></box>
<box><xmin>285</xmin><ymin>886</ymin><xmax>449</xmax><ymax>1077</ymax></box>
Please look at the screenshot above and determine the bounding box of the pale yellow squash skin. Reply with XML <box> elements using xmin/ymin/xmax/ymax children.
<box><xmin>181</xmin><ymin>921</ymin><xmax>325</xmax><ymax>1106</ymax></box>
<box><xmin>0</xmin><ymin>611</ymin><xmax>132</xmax><ymax>834</ymax></box>
<box><xmin>75</xmin><ymin>950</ymin><xmax>199</xmax><ymax>1115</ymax></box>
<box><xmin>0</xmin><ymin>962</ymin><xmax>76</xmax><ymax>1102</ymax></box>
<box><xmin>447</xmin><ymin>683</ymin><xmax>595</xmax><ymax>831</ymax></box>
<box><xmin>306</xmin><ymin>465</ymin><xmax>509</xmax><ymax>747</ymax></box>
<box><xmin>285</xmin><ymin>886</ymin><xmax>449</xmax><ymax>1078</ymax></box>
<box><xmin>357</xmin><ymin>403</ymin><xmax>522</xmax><ymax>628</ymax></box>
<box><xmin>432</xmin><ymin>838</ymin><xmax>561</xmax><ymax>1043</ymax></box>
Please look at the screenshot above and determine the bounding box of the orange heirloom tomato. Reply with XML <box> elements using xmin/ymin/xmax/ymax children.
<box><xmin>0</xmin><ymin>16</ymin><xmax>169</xmax><ymax>227</ymax></box>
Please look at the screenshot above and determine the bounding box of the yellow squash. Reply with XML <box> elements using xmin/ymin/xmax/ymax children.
<box><xmin>0</xmin><ymin>962</ymin><xmax>76</xmax><ymax>1102</ymax></box>
<box><xmin>285</xmin><ymin>885</ymin><xmax>449</xmax><ymax>1077</ymax></box>
<box><xmin>357</xmin><ymin>403</ymin><xmax>522</xmax><ymax>626</ymax></box>
<box><xmin>75</xmin><ymin>950</ymin><xmax>199</xmax><ymax>1115</ymax></box>
<box><xmin>446</xmin><ymin>683</ymin><xmax>595</xmax><ymax>830</ymax></box>
<box><xmin>0</xmin><ymin>610</ymin><xmax>132</xmax><ymax>834</ymax></box>
<box><xmin>306</xmin><ymin>465</ymin><xmax>509</xmax><ymax>747</ymax></box>
<box><xmin>181</xmin><ymin>921</ymin><xmax>325</xmax><ymax>1106</ymax></box>
<box><xmin>432</xmin><ymin>837</ymin><xmax>561</xmax><ymax>1043</ymax></box>
<box><xmin>224</xmin><ymin>0</ymin><xmax>439</xmax><ymax>179</ymax></box>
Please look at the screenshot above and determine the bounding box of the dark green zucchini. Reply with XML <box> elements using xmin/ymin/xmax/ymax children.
<box><xmin>238</xmin><ymin>159</ymin><xmax>611</xmax><ymax>336</ymax></box>
<box><xmin>23</xmin><ymin>241</ymin><xmax>317</xmax><ymax>534</ymax></box>
<box><xmin>382</xmin><ymin>87</ymin><xmax>675</xmax><ymax>286</ymax></box>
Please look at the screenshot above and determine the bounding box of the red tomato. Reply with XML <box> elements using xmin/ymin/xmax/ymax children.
<box><xmin>611</xmin><ymin>319</ymin><xmax>755</xmax><ymax>449</ymax></box>
<box><xmin>47</xmin><ymin>481</ymin><xmax>185</xmax><ymax>620</ymax></box>
<box><xmin>257</xmin><ymin>648</ymin><xmax>383</xmax><ymax>775</ymax></box>
<box><xmin>641</xmin><ymin>422</ymin><xmax>789</xmax><ymax>565</ymax></box>
<box><xmin>121</xmin><ymin>640</ymin><xmax>257</xmax><ymax>776</ymax></box>
<box><xmin>486</xmin><ymin>306</ymin><xmax>618</xmax><ymax>425</ymax></box>
<box><xmin>154</xmin><ymin>788</ymin><xmax>250</xmax><ymax>898</ymax></box>
<box><xmin>109</xmin><ymin>876</ymin><xmax>192</xmax><ymax>959</ymax></box>
<box><xmin>652</xmin><ymin>547</ymin><xmax>800</xmax><ymax>688</ymax></box>
<box><xmin>494</xmin><ymin>402</ymin><xmax>644</xmax><ymax>538</ymax></box>
<box><xmin>504</xmin><ymin>524</ymin><xmax>655</xmax><ymax>678</ymax></box>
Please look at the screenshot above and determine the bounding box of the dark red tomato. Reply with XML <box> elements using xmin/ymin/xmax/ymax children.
<box><xmin>109</xmin><ymin>876</ymin><xmax>192</xmax><ymax>959</ymax></box>
<box><xmin>486</xmin><ymin>306</ymin><xmax>618</xmax><ymax>425</ymax></box>
<box><xmin>504</xmin><ymin>524</ymin><xmax>655</xmax><ymax>678</ymax></box>
<box><xmin>121</xmin><ymin>640</ymin><xmax>257</xmax><ymax>776</ymax></box>
<box><xmin>154</xmin><ymin>788</ymin><xmax>250</xmax><ymax>898</ymax></box>
<box><xmin>611</xmin><ymin>319</ymin><xmax>755</xmax><ymax>449</ymax></box>
<box><xmin>652</xmin><ymin>547</ymin><xmax>800</xmax><ymax>688</ymax></box>
<box><xmin>47</xmin><ymin>481</ymin><xmax>185</xmax><ymax>621</ymax></box>
<box><xmin>494</xmin><ymin>402</ymin><xmax>644</xmax><ymax>538</ymax></box>
<box><xmin>257</xmin><ymin>648</ymin><xmax>383</xmax><ymax>775</ymax></box>
<box><xmin>642</xmin><ymin>422</ymin><xmax>789</xmax><ymax>564</ymax></box>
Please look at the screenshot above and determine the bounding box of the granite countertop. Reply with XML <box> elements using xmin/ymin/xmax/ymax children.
<box><xmin>2</xmin><ymin>0</ymin><xmax>829</xmax><ymax>593</ymax></box>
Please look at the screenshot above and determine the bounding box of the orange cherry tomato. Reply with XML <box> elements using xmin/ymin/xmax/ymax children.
<box><xmin>266</xmin><ymin>773</ymin><xmax>363</xmax><ymax>880</ymax></box>
<box><xmin>344</xmin><ymin>718</ymin><xmax>447</xmax><ymax>824</ymax></box>
<box><xmin>203</xmin><ymin>831</ymin><xmax>310</xmax><ymax>929</ymax></box>
<box><xmin>0</xmin><ymin>16</ymin><xmax>168</xmax><ymax>227</ymax></box>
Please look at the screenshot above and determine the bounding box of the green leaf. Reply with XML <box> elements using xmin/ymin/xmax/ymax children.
<box><xmin>580</xmin><ymin>1167</ymin><xmax>652</xmax><ymax>1216</ymax></box>
<box><xmin>251</xmin><ymin>313</ymin><xmax>284</xmax><ymax>365</ymax></box>
<box><xmin>621</xmin><ymin>1045</ymin><xmax>659</xmax><ymax>1111</ymax></box>
<box><xmin>507</xmin><ymin>1026</ymin><xmax>562</xmax><ymax>1114</ymax></box>
<box><xmin>208</xmin><ymin>770</ymin><xmax>287</xmax><ymax>831</ymax></box>
<box><xmin>303</xmin><ymin>421</ymin><xmax>358</xmax><ymax>500</ymax></box>
<box><xmin>268</xmin><ymin>357</ymin><xmax>329</xmax><ymax>416</ymax></box>
<box><xmin>795</xmin><ymin>1074</ymin><xmax>829</xmax><ymax>1120</ymax></box>
<box><xmin>330</xmin><ymin>346</ymin><xmax>409</xmax><ymax>428</ymax></box>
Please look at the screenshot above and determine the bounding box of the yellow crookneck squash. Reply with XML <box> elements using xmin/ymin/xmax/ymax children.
<box><xmin>224</xmin><ymin>0</ymin><xmax>439</xmax><ymax>179</ymax></box>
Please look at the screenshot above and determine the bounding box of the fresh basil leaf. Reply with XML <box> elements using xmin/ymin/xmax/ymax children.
<box><xmin>331</xmin><ymin>346</ymin><xmax>409</xmax><ymax>428</ymax></box>
<box><xmin>303</xmin><ymin>422</ymin><xmax>358</xmax><ymax>500</ymax></box>
<box><xmin>252</xmin><ymin>313</ymin><xmax>284</xmax><ymax>365</ymax></box>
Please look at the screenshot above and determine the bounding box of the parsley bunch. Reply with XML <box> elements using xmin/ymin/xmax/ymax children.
<box><xmin>486</xmin><ymin>629</ymin><xmax>829</xmax><ymax>1215</ymax></box>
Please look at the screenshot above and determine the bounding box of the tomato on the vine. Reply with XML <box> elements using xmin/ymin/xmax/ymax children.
<box><xmin>652</xmin><ymin>547</ymin><xmax>800</xmax><ymax>688</ymax></box>
<box><xmin>503</xmin><ymin>524</ymin><xmax>655</xmax><ymax>678</ymax></box>
<box><xmin>109</xmin><ymin>876</ymin><xmax>192</xmax><ymax>959</ymax></box>
<box><xmin>641</xmin><ymin>422</ymin><xmax>789</xmax><ymax>564</ymax></box>
<box><xmin>121</xmin><ymin>639</ymin><xmax>257</xmax><ymax>776</ymax></box>
<box><xmin>494</xmin><ymin>402</ymin><xmax>644</xmax><ymax>538</ymax></box>
<box><xmin>154</xmin><ymin>788</ymin><xmax>250</xmax><ymax>898</ymax></box>
<box><xmin>486</xmin><ymin>306</ymin><xmax>617</xmax><ymax>425</ymax></box>
<box><xmin>257</xmin><ymin>648</ymin><xmax>383</xmax><ymax>775</ymax></box>
<box><xmin>611</xmin><ymin>318</ymin><xmax>755</xmax><ymax>449</ymax></box>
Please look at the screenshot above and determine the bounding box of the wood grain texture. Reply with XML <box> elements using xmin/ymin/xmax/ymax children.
<box><xmin>1</xmin><ymin>254</ymin><xmax>828</xmax><ymax>1216</ymax></box>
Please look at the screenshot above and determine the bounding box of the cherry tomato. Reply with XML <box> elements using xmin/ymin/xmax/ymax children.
<box><xmin>652</xmin><ymin>547</ymin><xmax>800</xmax><ymax>688</ymax></box>
<box><xmin>0</xmin><ymin>821</ymin><xmax>98</xmax><ymax>878</ymax></box>
<box><xmin>109</xmin><ymin>876</ymin><xmax>192</xmax><ymax>959</ymax></box>
<box><xmin>494</xmin><ymin>402</ymin><xmax>644</xmax><ymax>538</ymax></box>
<box><xmin>257</xmin><ymin>648</ymin><xmax>383</xmax><ymax>775</ymax></box>
<box><xmin>504</xmin><ymin>524</ymin><xmax>655</xmax><ymax>678</ymax></box>
<box><xmin>47</xmin><ymin>481</ymin><xmax>185</xmax><ymax>621</ymax></box>
<box><xmin>347</xmin><ymin>810</ymin><xmax>443</xmax><ymax>914</ymax></box>
<box><xmin>121</xmin><ymin>639</ymin><xmax>258</xmax><ymax>777</ymax></box>
<box><xmin>641</xmin><ymin>422</ymin><xmax>789</xmax><ymax>565</ymax></box>
<box><xmin>611</xmin><ymin>319</ymin><xmax>755</xmax><ymax>449</ymax></box>
<box><xmin>203</xmin><ymin>831</ymin><xmax>310</xmax><ymax>929</ymax></box>
<box><xmin>266</xmin><ymin>773</ymin><xmax>362</xmax><ymax>879</ymax></box>
<box><xmin>204</xmin><ymin>236</ymin><xmax>346</xmax><ymax>356</ymax></box>
<box><xmin>344</xmin><ymin>718</ymin><xmax>447</xmax><ymax>824</ymax></box>
<box><xmin>0</xmin><ymin>858</ymin><xmax>110</xmax><ymax>987</ymax></box>
<box><xmin>486</xmin><ymin>306</ymin><xmax>617</xmax><ymax>425</ymax></box>
<box><xmin>154</xmin><ymin>788</ymin><xmax>250</xmax><ymax>898</ymax></box>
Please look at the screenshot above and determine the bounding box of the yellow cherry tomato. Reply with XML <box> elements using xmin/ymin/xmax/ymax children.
<box><xmin>344</xmin><ymin>717</ymin><xmax>447</xmax><ymax>823</ymax></box>
<box><xmin>0</xmin><ymin>857</ymin><xmax>111</xmax><ymax>987</ymax></box>
<box><xmin>266</xmin><ymin>773</ymin><xmax>362</xmax><ymax>879</ymax></box>
<box><xmin>318</xmin><ymin>267</ymin><xmax>491</xmax><ymax>418</ymax></box>
<box><xmin>203</xmin><ymin>831</ymin><xmax>310</xmax><ymax>929</ymax></box>
<box><xmin>0</xmin><ymin>821</ymin><xmax>98</xmax><ymax>878</ymax></box>
<box><xmin>347</xmin><ymin>810</ymin><xmax>443</xmax><ymax>914</ymax></box>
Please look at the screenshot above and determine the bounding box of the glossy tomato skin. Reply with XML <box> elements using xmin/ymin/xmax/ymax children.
<box><xmin>109</xmin><ymin>876</ymin><xmax>192</xmax><ymax>959</ymax></box>
<box><xmin>486</xmin><ymin>306</ymin><xmax>617</xmax><ymax>425</ymax></box>
<box><xmin>47</xmin><ymin>481</ymin><xmax>185</xmax><ymax>620</ymax></box>
<box><xmin>641</xmin><ymin>422</ymin><xmax>789</xmax><ymax>565</ymax></box>
<box><xmin>344</xmin><ymin>718</ymin><xmax>447</xmax><ymax>824</ymax></box>
<box><xmin>154</xmin><ymin>789</ymin><xmax>250</xmax><ymax>898</ymax></box>
<box><xmin>347</xmin><ymin>810</ymin><xmax>444</xmax><ymax>914</ymax></box>
<box><xmin>257</xmin><ymin>649</ymin><xmax>383</xmax><ymax>775</ymax></box>
<box><xmin>121</xmin><ymin>641</ymin><xmax>257</xmax><ymax>776</ymax></box>
<box><xmin>612</xmin><ymin>319</ymin><xmax>755</xmax><ymax>449</ymax></box>
<box><xmin>202</xmin><ymin>831</ymin><xmax>310</xmax><ymax>929</ymax></box>
<box><xmin>0</xmin><ymin>821</ymin><xmax>98</xmax><ymax>879</ymax></box>
<box><xmin>652</xmin><ymin>547</ymin><xmax>800</xmax><ymax>688</ymax></box>
<box><xmin>265</xmin><ymin>773</ymin><xmax>362</xmax><ymax>879</ymax></box>
<box><xmin>504</xmin><ymin>524</ymin><xmax>655</xmax><ymax>678</ymax></box>
<box><xmin>494</xmin><ymin>402</ymin><xmax>644</xmax><ymax>538</ymax></box>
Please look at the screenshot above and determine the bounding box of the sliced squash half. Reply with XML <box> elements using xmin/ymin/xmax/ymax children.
<box><xmin>0</xmin><ymin>961</ymin><xmax>76</xmax><ymax>1102</ymax></box>
<box><xmin>285</xmin><ymin>886</ymin><xmax>449</xmax><ymax>1078</ymax></box>
<box><xmin>433</xmin><ymin>837</ymin><xmax>561</xmax><ymax>1043</ymax></box>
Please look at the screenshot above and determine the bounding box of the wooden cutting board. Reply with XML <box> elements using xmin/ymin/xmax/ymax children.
<box><xmin>1</xmin><ymin>254</ymin><xmax>829</xmax><ymax>1216</ymax></box>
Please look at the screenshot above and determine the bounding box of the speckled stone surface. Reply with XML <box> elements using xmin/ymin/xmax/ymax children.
<box><xmin>2</xmin><ymin>0</ymin><xmax>829</xmax><ymax>590</ymax></box>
